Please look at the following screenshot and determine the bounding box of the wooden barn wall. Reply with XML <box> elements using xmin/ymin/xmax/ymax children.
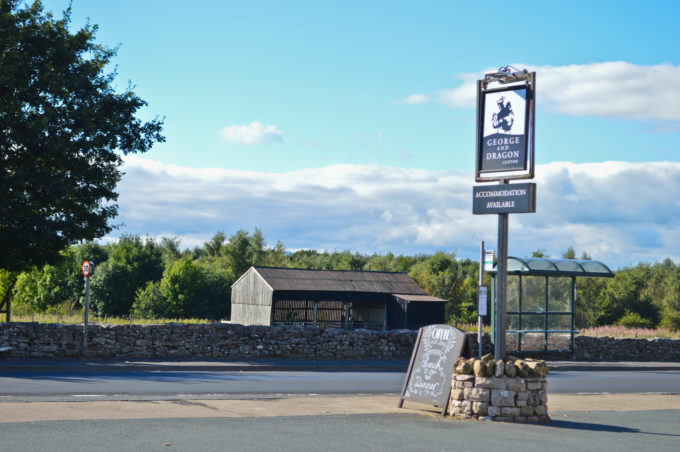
<box><xmin>231</xmin><ymin>269</ymin><xmax>274</xmax><ymax>325</ymax></box>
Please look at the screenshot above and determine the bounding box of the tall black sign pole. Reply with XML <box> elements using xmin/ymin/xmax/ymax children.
<box><xmin>496</xmin><ymin>205</ymin><xmax>509</xmax><ymax>359</ymax></box>
<box><xmin>81</xmin><ymin>261</ymin><xmax>93</xmax><ymax>352</ymax></box>
<box><xmin>477</xmin><ymin>241</ymin><xmax>484</xmax><ymax>357</ymax></box>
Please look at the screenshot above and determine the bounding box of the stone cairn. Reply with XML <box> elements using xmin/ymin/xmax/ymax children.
<box><xmin>448</xmin><ymin>353</ymin><xmax>550</xmax><ymax>423</ymax></box>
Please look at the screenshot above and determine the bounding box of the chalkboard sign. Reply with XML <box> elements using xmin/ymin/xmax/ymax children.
<box><xmin>398</xmin><ymin>324</ymin><xmax>468</xmax><ymax>415</ymax></box>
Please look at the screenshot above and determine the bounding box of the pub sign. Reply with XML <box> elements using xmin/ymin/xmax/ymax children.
<box><xmin>475</xmin><ymin>71</ymin><xmax>535</xmax><ymax>182</ymax></box>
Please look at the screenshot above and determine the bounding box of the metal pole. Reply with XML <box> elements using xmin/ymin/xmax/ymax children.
<box><xmin>495</xmin><ymin>207</ymin><xmax>509</xmax><ymax>360</ymax></box>
<box><xmin>83</xmin><ymin>275</ymin><xmax>90</xmax><ymax>351</ymax></box>
<box><xmin>478</xmin><ymin>241</ymin><xmax>484</xmax><ymax>357</ymax></box>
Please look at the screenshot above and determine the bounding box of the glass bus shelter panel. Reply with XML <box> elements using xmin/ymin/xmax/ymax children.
<box><xmin>547</xmin><ymin>332</ymin><xmax>572</xmax><ymax>351</ymax></box>
<box><xmin>579</xmin><ymin>261</ymin><xmax>613</xmax><ymax>275</ymax></box>
<box><xmin>525</xmin><ymin>259</ymin><xmax>558</xmax><ymax>272</ymax></box>
<box><xmin>506</xmin><ymin>331</ymin><xmax>520</xmax><ymax>351</ymax></box>
<box><xmin>548</xmin><ymin>277</ymin><xmax>572</xmax><ymax>312</ymax></box>
<box><xmin>507</xmin><ymin>275</ymin><xmax>520</xmax><ymax>311</ymax></box>
<box><xmin>507</xmin><ymin>314</ymin><xmax>520</xmax><ymax>330</ymax></box>
<box><xmin>519</xmin><ymin>315</ymin><xmax>547</xmax><ymax>331</ymax></box>
<box><xmin>554</xmin><ymin>260</ymin><xmax>583</xmax><ymax>273</ymax></box>
<box><xmin>507</xmin><ymin>257</ymin><xmax>529</xmax><ymax>272</ymax></box>
<box><xmin>547</xmin><ymin>314</ymin><xmax>572</xmax><ymax>330</ymax></box>
<box><xmin>521</xmin><ymin>276</ymin><xmax>546</xmax><ymax>312</ymax></box>
<box><xmin>520</xmin><ymin>332</ymin><xmax>546</xmax><ymax>352</ymax></box>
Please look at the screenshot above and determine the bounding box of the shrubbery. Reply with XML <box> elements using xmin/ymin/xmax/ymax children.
<box><xmin>4</xmin><ymin>234</ymin><xmax>680</xmax><ymax>330</ymax></box>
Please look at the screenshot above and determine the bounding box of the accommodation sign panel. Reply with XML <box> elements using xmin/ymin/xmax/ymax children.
<box><xmin>401</xmin><ymin>324</ymin><xmax>466</xmax><ymax>409</ymax></box>
<box><xmin>473</xmin><ymin>183</ymin><xmax>536</xmax><ymax>215</ymax></box>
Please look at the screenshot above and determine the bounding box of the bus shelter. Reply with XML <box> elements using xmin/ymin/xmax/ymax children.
<box><xmin>488</xmin><ymin>257</ymin><xmax>614</xmax><ymax>358</ymax></box>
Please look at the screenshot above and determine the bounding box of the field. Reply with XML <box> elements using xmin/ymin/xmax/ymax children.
<box><xmin>3</xmin><ymin>315</ymin><xmax>679</xmax><ymax>339</ymax></box>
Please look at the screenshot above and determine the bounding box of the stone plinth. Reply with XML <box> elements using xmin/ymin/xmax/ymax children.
<box><xmin>448</xmin><ymin>355</ymin><xmax>550</xmax><ymax>423</ymax></box>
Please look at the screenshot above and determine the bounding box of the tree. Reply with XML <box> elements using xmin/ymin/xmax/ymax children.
<box><xmin>0</xmin><ymin>1</ymin><xmax>164</xmax><ymax>316</ymax></box>
<box><xmin>562</xmin><ymin>246</ymin><xmax>576</xmax><ymax>260</ymax></box>
<box><xmin>223</xmin><ymin>229</ymin><xmax>267</xmax><ymax>277</ymax></box>
<box><xmin>409</xmin><ymin>252</ymin><xmax>465</xmax><ymax>322</ymax></box>
<box><xmin>597</xmin><ymin>265</ymin><xmax>660</xmax><ymax>326</ymax></box>
<box><xmin>89</xmin><ymin>236</ymin><xmax>164</xmax><ymax>316</ymax></box>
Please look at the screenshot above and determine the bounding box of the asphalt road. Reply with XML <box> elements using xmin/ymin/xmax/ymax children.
<box><xmin>1</xmin><ymin>369</ymin><xmax>679</xmax><ymax>402</ymax></box>
<box><xmin>0</xmin><ymin>370</ymin><xmax>405</xmax><ymax>401</ymax></box>
<box><xmin>2</xmin><ymin>363</ymin><xmax>679</xmax><ymax>451</ymax></box>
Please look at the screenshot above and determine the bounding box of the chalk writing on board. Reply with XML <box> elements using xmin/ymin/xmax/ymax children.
<box><xmin>402</xmin><ymin>324</ymin><xmax>466</xmax><ymax>408</ymax></box>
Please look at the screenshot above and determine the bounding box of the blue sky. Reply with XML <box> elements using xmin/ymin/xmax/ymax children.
<box><xmin>40</xmin><ymin>0</ymin><xmax>680</xmax><ymax>268</ymax></box>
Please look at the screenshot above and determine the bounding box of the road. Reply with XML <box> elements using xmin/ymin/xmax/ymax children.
<box><xmin>1</xmin><ymin>368</ymin><xmax>679</xmax><ymax>402</ymax></box>
<box><xmin>1</xmin><ymin>364</ymin><xmax>679</xmax><ymax>451</ymax></box>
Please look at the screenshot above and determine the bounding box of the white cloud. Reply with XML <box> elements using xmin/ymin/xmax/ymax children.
<box><xmin>394</xmin><ymin>94</ymin><xmax>430</xmax><ymax>105</ymax></box>
<box><xmin>436</xmin><ymin>62</ymin><xmax>680</xmax><ymax>121</ymax></box>
<box><xmin>219</xmin><ymin>121</ymin><xmax>284</xmax><ymax>145</ymax></box>
<box><xmin>116</xmin><ymin>156</ymin><xmax>680</xmax><ymax>269</ymax></box>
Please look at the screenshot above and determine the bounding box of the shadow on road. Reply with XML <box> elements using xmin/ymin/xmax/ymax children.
<box><xmin>544</xmin><ymin>419</ymin><xmax>680</xmax><ymax>438</ymax></box>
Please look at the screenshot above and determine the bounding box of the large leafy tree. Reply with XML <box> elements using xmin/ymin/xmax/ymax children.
<box><xmin>0</xmin><ymin>1</ymin><xmax>164</xmax><ymax>313</ymax></box>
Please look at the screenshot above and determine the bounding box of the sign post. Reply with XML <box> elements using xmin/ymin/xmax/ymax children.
<box><xmin>472</xmin><ymin>66</ymin><xmax>536</xmax><ymax>360</ymax></box>
<box><xmin>81</xmin><ymin>261</ymin><xmax>93</xmax><ymax>352</ymax></box>
<box><xmin>477</xmin><ymin>242</ymin><xmax>486</xmax><ymax>357</ymax></box>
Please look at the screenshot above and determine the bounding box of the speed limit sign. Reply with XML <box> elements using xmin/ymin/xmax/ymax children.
<box><xmin>81</xmin><ymin>261</ymin><xmax>93</xmax><ymax>277</ymax></box>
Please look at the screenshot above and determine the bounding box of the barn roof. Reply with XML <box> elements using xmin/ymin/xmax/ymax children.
<box><xmin>250</xmin><ymin>266</ymin><xmax>431</xmax><ymax>295</ymax></box>
<box><xmin>392</xmin><ymin>294</ymin><xmax>446</xmax><ymax>303</ymax></box>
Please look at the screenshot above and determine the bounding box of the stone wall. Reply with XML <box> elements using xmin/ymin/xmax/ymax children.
<box><xmin>574</xmin><ymin>335</ymin><xmax>680</xmax><ymax>361</ymax></box>
<box><xmin>0</xmin><ymin>322</ymin><xmax>418</xmax><ymax>360</ymax></box>
<box><xmin>469</xmin><ymin>333</ymin><xmax>680</xmax><ymax>362</ymax></box>
<box><xmin>1</xmin><ymin>322</ymin><xmax>678</xmax><ymax>361</ymax></box>
<box><xmin>448</xmin><ymin>356</ymin><xmax>550</xmax><ymax>422</ymax></box>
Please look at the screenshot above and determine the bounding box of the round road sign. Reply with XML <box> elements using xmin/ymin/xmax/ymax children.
<box><xmin>81</xmin><ymin>261</ymin><xmax>93</xmax><ymax>277</ymax></box>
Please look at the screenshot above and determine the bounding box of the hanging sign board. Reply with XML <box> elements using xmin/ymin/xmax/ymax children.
<box><xmin>473</xmin><ymin>182</ymin><xmax>536</xmax><ymax>215</ymax></box>
<box><xmin>479</xmin><ymin>86</ymin><xmax>529</xmax><ymax>173</ymax></box>
<box><xmin>475</xmin><ymin>71</ymin><xmax>535</xmax><ymax>182</ymax></box>
<box><xmin>398</xmin><ymin>324</ymin><xmax>469</xmax><ymax>415</ymax></box>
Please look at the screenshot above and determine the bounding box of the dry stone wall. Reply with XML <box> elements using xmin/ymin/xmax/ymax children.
<box><xmin>1</xmin><ymin>323</ymin><xmax>678</xmax><ymax>361</ymax></box>
<box><xmin>0</xmin><ymin>323</ymin><xmax>418</xmax><ymax>360</ymax></box>
<box><xmin>469</xmin><ymin>333</ymin><xmax>680</xmax><ymax>362</ymax></box>
<box><xmin>574</xmin><ymin>335</ymin><xmax>680</xmax><ymax>361</ymax></box>
<box><xmin>449</xmin><ymin>355</ymin><xmax>550</xmax><ymax>423</ymax></box>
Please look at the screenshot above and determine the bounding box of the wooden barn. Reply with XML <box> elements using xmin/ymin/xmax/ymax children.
<box><xmin>230</xmin><ymin>266</ymin><xmax>446</xmax><ymax>330</ymax></box>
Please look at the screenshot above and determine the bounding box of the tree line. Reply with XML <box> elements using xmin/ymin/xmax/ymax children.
<box><xmin>1</xmin><ymin>230</ymin><xmax>679</xmax><ymax>331</ymax></box>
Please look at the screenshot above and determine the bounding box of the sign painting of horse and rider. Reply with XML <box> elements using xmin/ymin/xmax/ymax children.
<box><xmin>478</xmin><ymin>85</ymin><xmax>530</xmax><ymax>174</ymax></box>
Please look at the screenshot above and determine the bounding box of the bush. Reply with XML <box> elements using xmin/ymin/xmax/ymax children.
<box><xmin>131</xmin><ymin>281</ymin><xmax>176</xmax><ymax>319</ymax></box>
<box><xmin>659</xmin><ymin>310</ymin><xmax>680</xmax><ymax>332</ymax></box>
<box><xmin>131</xmin><ymin>258</ymin><xmax>234</xmax><ymax>320</ymax></box>
<box><xmin>616</xmin><ymin>311</ymin><xmax>653</xmax><ymax>329</ymax></box>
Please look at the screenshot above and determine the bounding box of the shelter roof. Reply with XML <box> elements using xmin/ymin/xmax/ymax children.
<box><xmin>488</xmin><ymin>257</ymin><xmax>614</xmax><ymax>277</ymax></box>
<box><xmin>251</xmin><ymin>266</ymin><xmax>429</xmax><ymax>295</ymax></box>
<box><xmin>392</xmin><ymin>294</ymin><xmax>447</xmax><ymax>303</ymax></box>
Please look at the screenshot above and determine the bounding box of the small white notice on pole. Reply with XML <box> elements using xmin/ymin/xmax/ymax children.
<box><xmin>484</xmin><ymin>250</ymin><xmax>494</xmax><ymax>272</ymax></box>
<box><xmin>478</xmin><ymin>286</ymin><xmax>488</xmax><ymax>317</ymax></box>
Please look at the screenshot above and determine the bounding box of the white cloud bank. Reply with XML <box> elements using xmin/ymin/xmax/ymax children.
<box><xmin>219</xmin><ymin>121</ymin><xmax>284</xmax><ymax>145</ymax></box>
<box><xmin>436</xmin><ymin>62</ymin><xmax>680</xmax><ymax>122</ymax></box>
<box><xmin>115</xmin><ymin>157</ymin><xmax>680</xmax><ymax>268</ymax></box>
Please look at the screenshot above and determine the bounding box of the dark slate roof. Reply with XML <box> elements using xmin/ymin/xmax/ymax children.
<box><xmin>252</xmin><ymin>266</ymin><xmax>429</xmax><ymax>295</ymax></box>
